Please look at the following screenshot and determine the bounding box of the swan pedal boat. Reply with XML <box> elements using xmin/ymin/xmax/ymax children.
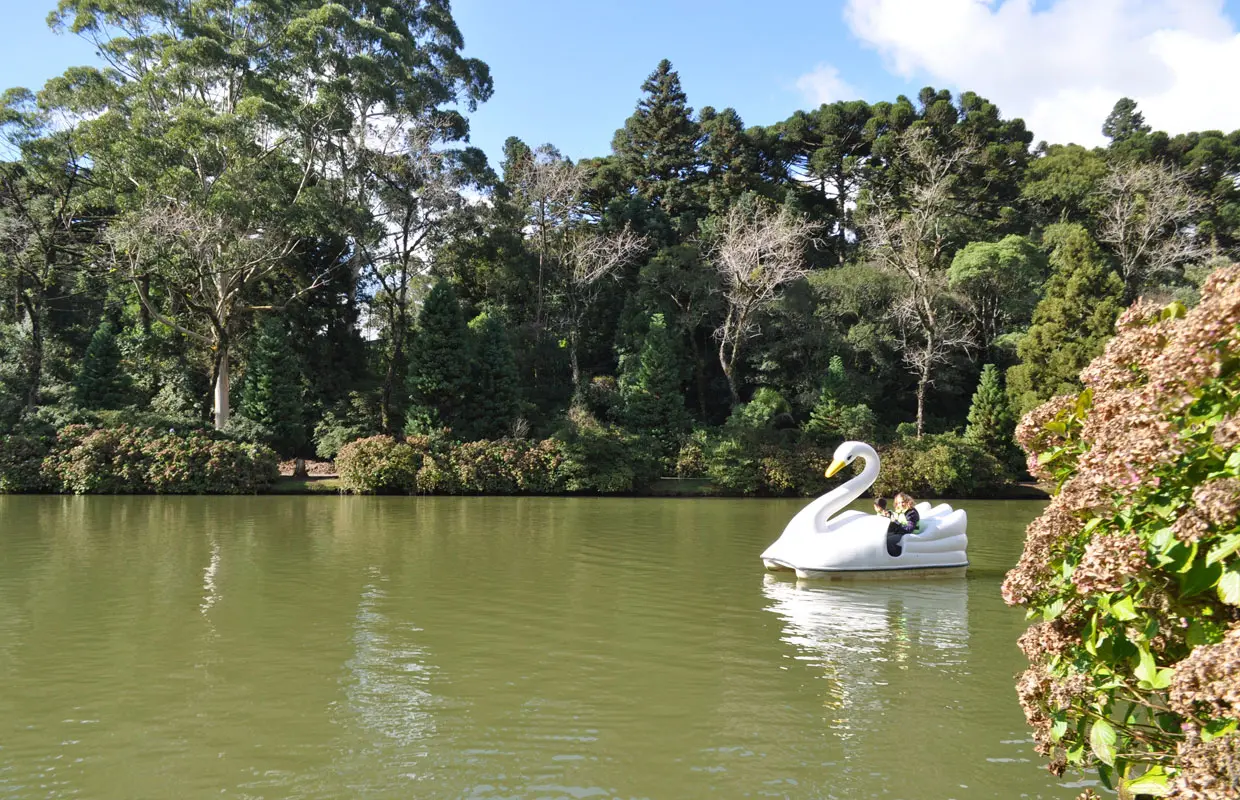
<box><xmin>761</xmin><ymin>441</ymin><xmax>968</xmax><ymax>579</ymax></box>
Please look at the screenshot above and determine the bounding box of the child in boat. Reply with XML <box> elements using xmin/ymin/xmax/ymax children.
<box><xmin>884</xmin><ymin>492</ymin><xmax>920</xmax><ymax>556</ymax></box>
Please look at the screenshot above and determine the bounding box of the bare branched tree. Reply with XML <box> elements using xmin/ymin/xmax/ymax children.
<box><xmin>560</xmin><ymin>225</ymin><xmax>648</xmax><ymax>390</ymax></box>
<box><xmin>711</xmin><ymin>201</ymin><xmax>819</xmax><ymax>405</ymax></box>
<box><xmin>107</xmin><ymin>201</ymin><xmax>312</xmax><ymax>429</ymax></box>
<box><xmin>362</xmin><ymin>118</ymin><xmax>470</xmax><ymax>432</ymax></box>
<box><xmin>509</xmin><ymin>145</ymin><xmax>587</xmax><ymax>324</ymax></box>
<box><xmin>1096</xmin><ymin>160</ymin><xmax>1206</xmax><ymax>298</ymax></box>
<box><xmin>860</xmin><ymin>128</ymin><xmax>976</xmax><ymax>436</ymax></box>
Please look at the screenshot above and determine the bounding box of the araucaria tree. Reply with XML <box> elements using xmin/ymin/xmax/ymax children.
<box><xmin>1005</xmin><ymin>265</ymin><xmax>1240</xmax><ymax>798</ymax></box>
<box><xmin>710</xmin><ymin>199</ymin><xmax>818</xmax><ymax>406</ymax></box>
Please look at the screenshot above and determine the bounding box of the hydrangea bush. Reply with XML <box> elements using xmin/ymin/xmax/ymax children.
<box><xmin>1004</xmin><ymin>266</ymin><xmax>1240</xmax><ymax>799</ymax></box>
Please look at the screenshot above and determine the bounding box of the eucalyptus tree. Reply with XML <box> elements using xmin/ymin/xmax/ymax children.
<box><xmin>364</xmin><ymin>123</ymin><xmax>490</xmax><ymax>432</ymax></box>
<box><xmin>503</xmin><ymin>141</ymin><xmax>585</xmax><ymax>327</ymax></box>
<box><xmin>43</xmin><ymin>0</ymin><xmax>493</xmax><ymax>428</ymax></box>
<box><xmin>0</xmin><ymin>88</ymin><xmax>99</xmax><ymax>409</ymax></box>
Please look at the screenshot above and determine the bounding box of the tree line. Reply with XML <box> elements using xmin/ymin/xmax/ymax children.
<box><xmin>2</xmin><ymin>0</ymin><xmax>1237</xmax><ymax>484</ymax></box>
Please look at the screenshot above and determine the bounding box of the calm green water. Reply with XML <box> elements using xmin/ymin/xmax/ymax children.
<box><xmin>0</xmin><ymin>495</ymin><xmax>1092</xmax><ymax>799</ymax></box>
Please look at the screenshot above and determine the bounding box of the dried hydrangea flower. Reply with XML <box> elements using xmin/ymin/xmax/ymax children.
<box><xmin>1191</xmin><ymin>478</ymin><xmax>1240</xmax><ymax>530</ymax></box>
<box><xmin>1169</xmin><ymin>625</ymin><xmax>1240</xmax><ymax>720</ymax></box>
<box><xmin>1072</xmin><ymin>532</ymin><xmax>1147</xmax><ymax>595</ymax></box>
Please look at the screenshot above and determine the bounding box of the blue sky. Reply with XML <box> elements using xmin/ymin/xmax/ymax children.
<box><xmin>4</xmin><ymin>0</ymin><xmax>1240</xmax><ymax>167</ymax></box>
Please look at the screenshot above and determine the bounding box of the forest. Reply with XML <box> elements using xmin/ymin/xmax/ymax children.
<box><xmin>2</xmin><ymin>0</ymin><xmax>1238</xmax><ymax>495</ymax></box>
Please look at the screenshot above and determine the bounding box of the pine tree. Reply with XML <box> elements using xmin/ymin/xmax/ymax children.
<box><xmin>805</xmin><ymin>355</ymin><xmax>875</xmax><ymax>443</ymax></box>
<box><xmin>621</xmin><ymin>313</ymin><xmax>690</xmax><ymax>455</ymax></box>
<box><xmin>1006</xmin><ymin>224</ymin><xmax>1125</xmax><ymax>416</ymax></box>
<box><xmin>1102</xmin><ymin>97</ymin><xmax>1150</xmax><ymax>144</ymax></box>
<box><xmin>461</xmin><ymin>312</ymin><xmax>521</xmax><ymax>440</ymax></box>
<box><xmin>238</xmin><ymin>316</ymin><xmax>305</xmax><ymax>454</ymax></box>
<box><xmin>73</xmin><ymin>319</ymin><xmax>131</xmax><ymax>410</ymax></box>
<box><xmin>407</xmin><ymin>281</ymin><xmax>472</xmax><ymax>434</ymax></box>
<box><xmin>965</xmin><ymin>364</ymin><xmax>1018</xmax><ymax>469</ymax></box>
<box><xmin>611</xmin><ymin>59</ymin><xmax>702</xmax><ymax>231</ymax></box>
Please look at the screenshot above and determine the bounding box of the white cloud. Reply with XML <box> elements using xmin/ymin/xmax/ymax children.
<box><xmin>796</xmin><ymin>62</ymin><xmax>858</xmax><ymax>106</ymax></box>
<box><xmin>838</xmin><ymin>0</ymin><xmax>1240</xmax><ymax>146</ymax></box>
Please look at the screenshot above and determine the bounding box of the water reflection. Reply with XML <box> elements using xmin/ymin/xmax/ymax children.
<box><xmin>342</xmin><ymin>569</ymin><xmax>437</xmax><ymax>747</ymax></box>
<box><xmin>761</xmin><ymin>574</ymin><xmax>969</xmax><ymax>733</ymax></box>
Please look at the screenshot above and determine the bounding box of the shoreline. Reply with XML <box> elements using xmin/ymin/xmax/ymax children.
<box><xmin>261</xmin><ymin>476</ymin><xmax>1052</xmax><ymax>500</ymax></box>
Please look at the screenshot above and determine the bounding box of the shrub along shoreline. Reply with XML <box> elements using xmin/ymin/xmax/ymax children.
<box><xmin>0</xmin><ymin>419</ymin><xmax>1046</xmax><ymax>498</ymax></box>
<box><xmin>0</xmin><ymin>408</ymin><xmax>1040</xmax><ymax>498</ymax></box>
<box><xmin>0</xmin><ymin>411</ymin><xmax>278</xmax><ymax>495</ymax></box>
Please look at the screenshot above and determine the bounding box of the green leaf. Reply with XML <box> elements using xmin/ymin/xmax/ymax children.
<box><xmin>1186</xmin><ymin>620</ymin><xmax>1209</xmax><ymax>647</ymax></box>
<box><xmin>1134</xmin><ymin>646</ymin><xmax>1158</xmax><ymax>685</ymax></box>
<box><xmin>1112</xmin><ymin>595</ymin><xmax>1138</xmax><ymax>621</ymax></box>
<box><xmin>1202</xmin><ymin>719</ymin><xmax>1238</xmax><ymax>742</ymax></box>
<box><xmin>1090</xmin><ymin>719</ymin><xmax>1117</xmax><ymax>766</ymax></box>
<box><xmin>1178</xmin><ymin>555</ymin><xmax>1222</xmax><ymax>598</ymax></box>
<box><xmin>1206</xmin><ymin>534</ymin><xmax>1240</xmax><ymax>566</ymax></box>
<box><xmin>1124</xmin><ymin>765</ymin><xmax>1171</xmax><ymax>796</ymax></box>
<box><xmin>1051</xmin><ymin>718</ymin><xmax>1068</xmax><ymax>742</ymax></box>
<box><xmin>1228</xmin><ymin>449</ymin><xmax>1240</xmax><ymax>472</ymax></box>
<box><xmin>1150</xmin><ymin>526</ymin><xmax>1175</xmax><ymax>552</ymax></box>
<box><xmin>1218</xmin><ymin>567</ymin><xmax>1240</xmax><ymax>605</ymax></box>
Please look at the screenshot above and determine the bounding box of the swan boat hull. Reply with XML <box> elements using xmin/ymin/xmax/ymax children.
<box><xmin>762</xmin><ymin>500</ymin><xmax>969</xmax><ymax>578</ymax></box>
<box><xmin>760</xmin><ymin>442</ymin><xmax>969</xmax><ymax>578</ymax></box>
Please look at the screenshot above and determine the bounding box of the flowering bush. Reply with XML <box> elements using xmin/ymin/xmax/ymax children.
<box><xmin>335</xmin><ymin>434</ymin><xmax>572</xmax><ymax>495</ymax></box>
<box><xmin>0</xmin><ymin>423</ymin><xmax>278</xmax><ymax>494</ymax></box>
<box><xmin>334</xmin><ymin>436</ymin><xmax>422</xmax><ymax>494</ymax></box>
<box><xmin>1005</xmin><ymin>265</ymin><xmax>1240</xmax><ymax>799</ymax></box>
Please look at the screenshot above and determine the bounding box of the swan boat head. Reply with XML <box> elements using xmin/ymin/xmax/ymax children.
<box><xmin>824</xmin><ymin>440</ymin><xmax>877</xmax><ymax>479</ymax></box>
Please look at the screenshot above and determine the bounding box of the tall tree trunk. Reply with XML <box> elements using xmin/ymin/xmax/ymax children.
<box><xmin>18</xmin><ymin>291</ymin><xmax>41</xmax><ymax>410</ymax></box>
<box><xmin>719</xmin><ymin>336</ymin><xmax>740</xmax><ymax>408</ymax></box>
<box><xmin>568</xmin><ymin>325</ymin><xmax>582</xmax><ymax>397</ymax></box>
<box><xmin>688</xmin><ymin>329</ymin><xmax>708</xmax><ymax>418</ymax></box>
<box><xmin>380</xmin><ymin>306</ymin><xmax>406</xmax><ymax>435</ymax></box>
<box><xmin>916</xmin><ymin>361</ymin><xmax>930</xmax><ymax>439</ymax></box>
<box><xmin>213</xmin><ymin>341</ymin><xmax>230</xmax><ymax>429</ymax></box>
<box><xmin>139</xmin><ymin>274</ymin><xmax>152</xmax><ymax>333</ymax></box>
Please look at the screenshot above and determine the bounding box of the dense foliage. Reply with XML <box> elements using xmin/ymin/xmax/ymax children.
<box><xmin>2</xmin><ymin>2</ymin><xmax>1237</xmax><ymax>495</ymax></box>
<box><xmin>1004</xmin><ymin>265</ymin><xmax>1240</xmax><ymax>798</ymax></box>
<box><xmin>0</xmin><ymin>416</ymin><xmax>278</xmax><ymax>494</ymax></box>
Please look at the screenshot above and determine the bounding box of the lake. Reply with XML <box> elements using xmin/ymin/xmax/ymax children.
<box><xmin>0</xmin><ymin>495</ymin><xmax>1092</xmax><ymax>799</ymax></box>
